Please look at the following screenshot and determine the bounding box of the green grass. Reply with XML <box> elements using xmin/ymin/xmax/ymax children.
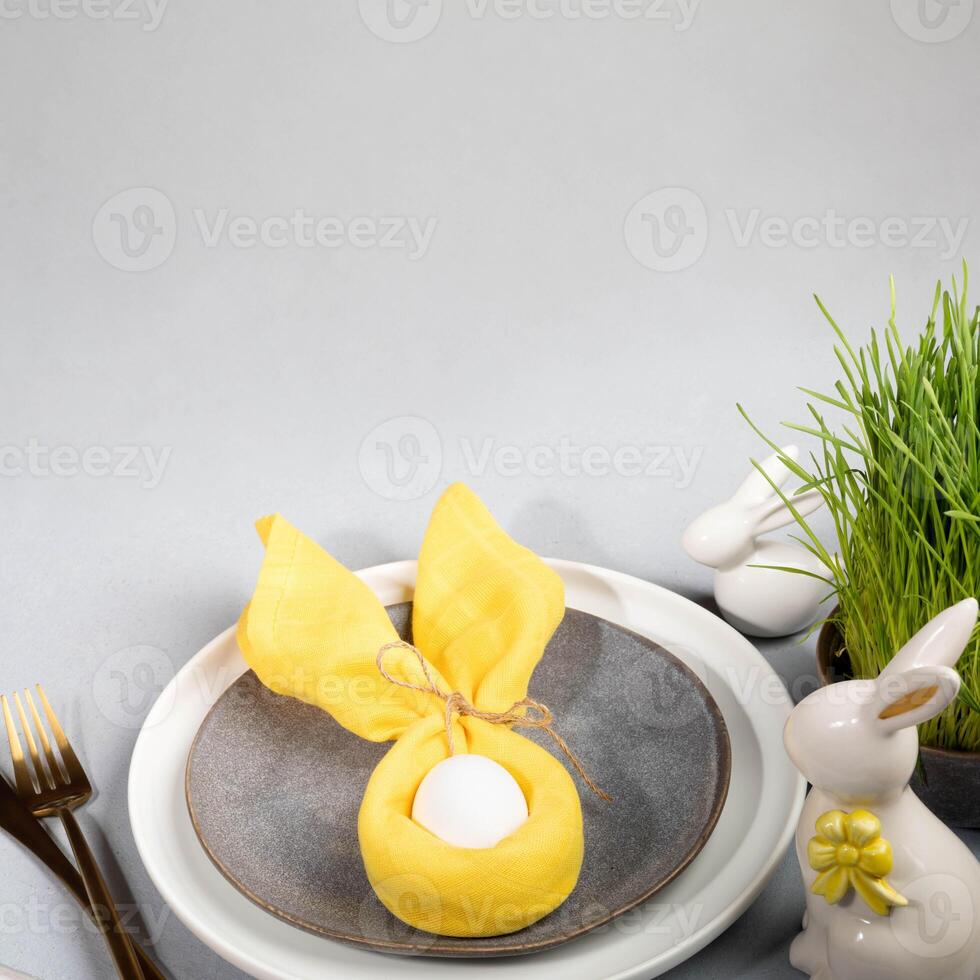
<box><xmin>741</xmin><ymin>264</ymin><xmax>980</xmax><ymax>753</ymax></box>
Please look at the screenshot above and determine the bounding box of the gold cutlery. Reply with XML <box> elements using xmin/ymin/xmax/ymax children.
<box><xmin>0</xmin><ymin>773</ymin><xmax>166</xmax><ymax>979</ymax></box>
<box><xmin>2</xmin><ymin>686</ymin><xmax>144</xmax><ymax>979</ymax></box>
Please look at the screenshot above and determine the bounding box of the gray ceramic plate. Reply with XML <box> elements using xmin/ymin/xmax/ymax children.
<box><xmin>185</xmin><ymin>604</ymin><xmax>731</xmax><ymax>957</ymax></box>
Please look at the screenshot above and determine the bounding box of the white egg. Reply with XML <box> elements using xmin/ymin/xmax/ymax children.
<box><xmin>411</xmin><ymin>754</ymin><xmax>529</xmax><ymax>849</ymax></box>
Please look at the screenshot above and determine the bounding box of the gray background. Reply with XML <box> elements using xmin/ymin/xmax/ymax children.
<box><xmin>1</xmin><ymin>0</ymin><xmax>979</xmax><ymax>977</ymax></box>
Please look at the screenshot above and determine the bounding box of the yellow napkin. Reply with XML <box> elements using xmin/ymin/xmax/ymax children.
<box><xmin>237</xmin><ymin>483</ymin><xmax>584</xmax><ymax>937</ymax></box>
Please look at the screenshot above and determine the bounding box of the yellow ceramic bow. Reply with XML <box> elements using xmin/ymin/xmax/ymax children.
<box><xmin>237</xmin><ymin>483</ymin><xmax>585</xmax><ymax>937</ymax></box>
<box><xmin>807</xmin><ymin>809</ymin><xmax>908</xmax><ymax>916</ymax></box>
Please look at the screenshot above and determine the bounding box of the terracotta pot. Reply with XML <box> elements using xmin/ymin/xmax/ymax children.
<box><xmin>816</xmin><ymin>618</ymin><xmax>980</xmax><ymax>829</ymax></box>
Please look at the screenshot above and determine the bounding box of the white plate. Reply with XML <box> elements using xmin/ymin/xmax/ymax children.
<box><xmin>129</xmin><ymin>559</ymin><xmax>805</xmax><ymax>980</ymax></box>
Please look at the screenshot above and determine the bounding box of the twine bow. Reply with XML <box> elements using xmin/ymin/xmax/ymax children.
<box><xmin>377</xmin><ymin>640</ymin><xmax>612</xmax><ymax>802</ymax></box>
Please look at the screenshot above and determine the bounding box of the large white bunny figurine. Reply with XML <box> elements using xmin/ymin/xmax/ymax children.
<box><xmin>784</xmin><ymin>599</ymin><xmax>980</xmax><ymax>980</ymax></box>
<box><xmin>682</xmin><ymin>445</ymin><xmax>826</xmax><ymax>637</ymax></box>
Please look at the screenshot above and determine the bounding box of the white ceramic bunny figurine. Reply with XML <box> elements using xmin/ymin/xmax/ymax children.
<box><xmin>682</xmin><ymin>445</ymin><xmax>826</xmax><ymax>637</ymax></box>
<box><xmin>784</xmin><ymin>598</ymin><xmax>980</xmax><ymax>980</ymax></box>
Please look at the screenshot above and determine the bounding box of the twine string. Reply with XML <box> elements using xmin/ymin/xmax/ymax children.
<box><xmin>376</xmin><ymin>640</ymin><xmax>612</xmax><ymax>802</ymax></box>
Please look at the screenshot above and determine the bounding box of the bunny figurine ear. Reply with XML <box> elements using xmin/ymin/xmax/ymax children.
<box><xmin>733</xmin><ymin>445</ymin><xmax>799</xmax><ymax>505</ymax></box>
<box><xmin>873</xmin><ymin>665</ymin><xmax>961</xmax><ymax>734</ymax></box>
<box><xmin>752</xmin><ymin>487</ymin><xmax>824</xmax><ymax>536</ymax></box>
<box><xmin>880</xmin><ymin>598</ymin><xmax>978</xmax><ymax>678</ymax></box>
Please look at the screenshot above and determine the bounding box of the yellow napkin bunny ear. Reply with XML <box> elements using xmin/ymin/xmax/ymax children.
<box><xmin>238</xmin><ymin>483</ymin><xmax>587</xmax><ymax>937</ymax></box>
<box><xmin>238</xmin><ymin>511</ymin><xmax>438</xmax><ymax>742</ymax></box>
<box><xmin>413</xmin><ymin>483</ymin><xmax>566</xmax><ymax>711</ymax></box>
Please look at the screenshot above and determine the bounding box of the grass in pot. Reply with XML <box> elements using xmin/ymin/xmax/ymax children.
<box><xmin>742</xmin><ymin>265</ymin><xmax>980</xmax><ymax>826</ymax></box>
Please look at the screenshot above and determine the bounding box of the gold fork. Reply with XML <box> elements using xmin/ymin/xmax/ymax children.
<box><xmin>2</xmin><ymin>686</ymin><xmax>144</xmax><ymax>979</ymax></box>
